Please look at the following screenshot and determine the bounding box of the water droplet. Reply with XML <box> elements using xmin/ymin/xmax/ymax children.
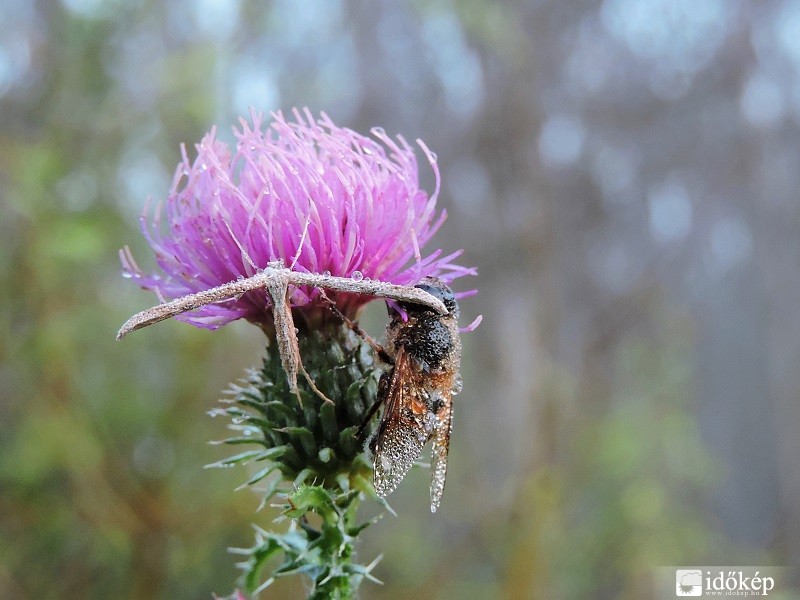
<box><xmin>322</xmin><ymin>270</ymin><xmax>331</xmax><ymax>277</ymax></box>
<box><xmin>351</xmin><ymin>270</ymin><xmax>363</xmax><ymax>281</ymax></box>
<box><xmin>122</xmin><ymin>271</ymin><xmax>133</xmax><ymax>279</ymax></box>
<box><xmin>451</xmin><ymin>375</ymin><xmax>463</xmax><ymax>395</ymax></box>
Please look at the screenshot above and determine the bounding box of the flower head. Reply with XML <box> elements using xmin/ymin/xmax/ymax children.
<box><xmin>123</xmin><ymin>108</ymin><xmax>474</xmax><ymax>329</ymax></box>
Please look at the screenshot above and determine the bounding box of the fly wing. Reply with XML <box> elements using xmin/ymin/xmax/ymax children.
<box><xmin>372</xmin><ymin>349</ymin><xmax>432</xmax><ymax>498</ymax></box>
<box><xmin>429</xmin><ymin>396</ymin><xmax>453</xmax><ymax>513</ymax></box>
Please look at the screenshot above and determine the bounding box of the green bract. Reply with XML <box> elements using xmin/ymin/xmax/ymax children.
<box><xmin>210</xmin><ymin>328</ymin><xmax>389</xmax><ymax>597</ymax></box>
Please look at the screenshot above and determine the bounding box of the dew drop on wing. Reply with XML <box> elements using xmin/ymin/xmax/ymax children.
<box><xmin>351</xmin><ymin>270</ymin><xmax>363</xmax><ymax>281</ymax></box>
<box><xmin>451</xmin><ymin>374</ymin><xmax>463</xmax><ymax>395</ymax></box>
<box><xmin>323</xmin><ymin>270</ymin><xmax>331</xmax><ymax>277</ymax></box>
<box><xmin>379</xmin><ymin>454</ymin><xmax>391</xmax><ymax>471</ymax></box>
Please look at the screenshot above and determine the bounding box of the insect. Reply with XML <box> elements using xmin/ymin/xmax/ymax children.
<box><xmin>357</xmin><ymin>277</ymin><xmax>462</xmax><ymax>513</ymax></box>
<box><xmin>116</xmin><ymin>260</ymin><xmax>448</xmax><ymax>401</ymax></box>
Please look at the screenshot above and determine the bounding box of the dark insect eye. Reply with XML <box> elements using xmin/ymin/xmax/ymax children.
<box><xmin>413</xmin><ymin>281</ymin><xmax>458</xmax><ymax>314</ymax></box>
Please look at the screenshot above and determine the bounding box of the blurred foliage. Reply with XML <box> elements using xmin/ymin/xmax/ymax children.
<box><xmin>0</xmin><ymin>7</ymin><xmax>258</xmax><ymax>598</ymax></box>
<box><xmin>2</xmin><ymin>0</ymin><xmax>800</xmax><ymax>599</ymax></box>
<box><xmin>503</xmin><ymin>315</ymin><xmax>724</xmax><ymax>599</ymax></box>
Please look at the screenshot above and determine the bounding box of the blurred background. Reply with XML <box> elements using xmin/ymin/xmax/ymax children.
<box><xmin>2</xmin><ymin>0</ymin><xmax>800</xmax><ymax>598</ymax></box>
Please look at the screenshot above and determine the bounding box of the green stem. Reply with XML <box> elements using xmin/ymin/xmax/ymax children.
<box><xmin>212</xmin><ymin>326</ymin><xmax>386</xmax><ymax>599</ymax></box>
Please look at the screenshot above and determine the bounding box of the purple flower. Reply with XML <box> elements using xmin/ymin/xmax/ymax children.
<box><xmin>122</xmin><ymin>108</ymin><xmax>475</xmax><ymax>329</ymax></box>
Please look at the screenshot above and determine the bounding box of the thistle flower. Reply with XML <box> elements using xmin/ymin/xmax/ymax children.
<box><xmin>122</xmin><ymin>108</ymin><xmax>474</xmax><ymax>328</ymax></box>
<box><xmin>119</xmin><ymin>108</ymin><xmax>477</xmax><ymax>599</ymax></box>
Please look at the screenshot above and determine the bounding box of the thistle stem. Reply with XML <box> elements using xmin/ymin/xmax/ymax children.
<box><xmin>214</xmin><ymin>327</ymin><xmax>385</xmax><ymax>598</ymax></box>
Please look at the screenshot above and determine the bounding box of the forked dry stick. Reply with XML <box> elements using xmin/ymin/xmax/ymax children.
<box><xmin>117</xmin><ymin>261</ymin><xmax>448</xmax><ymax>400</ymax></box>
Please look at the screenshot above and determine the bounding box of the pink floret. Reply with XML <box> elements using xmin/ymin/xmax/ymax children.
<box><xmin>123</xmin><ymin>108</ymin><xmax>476</xmax><ymax>329</ymax></box>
